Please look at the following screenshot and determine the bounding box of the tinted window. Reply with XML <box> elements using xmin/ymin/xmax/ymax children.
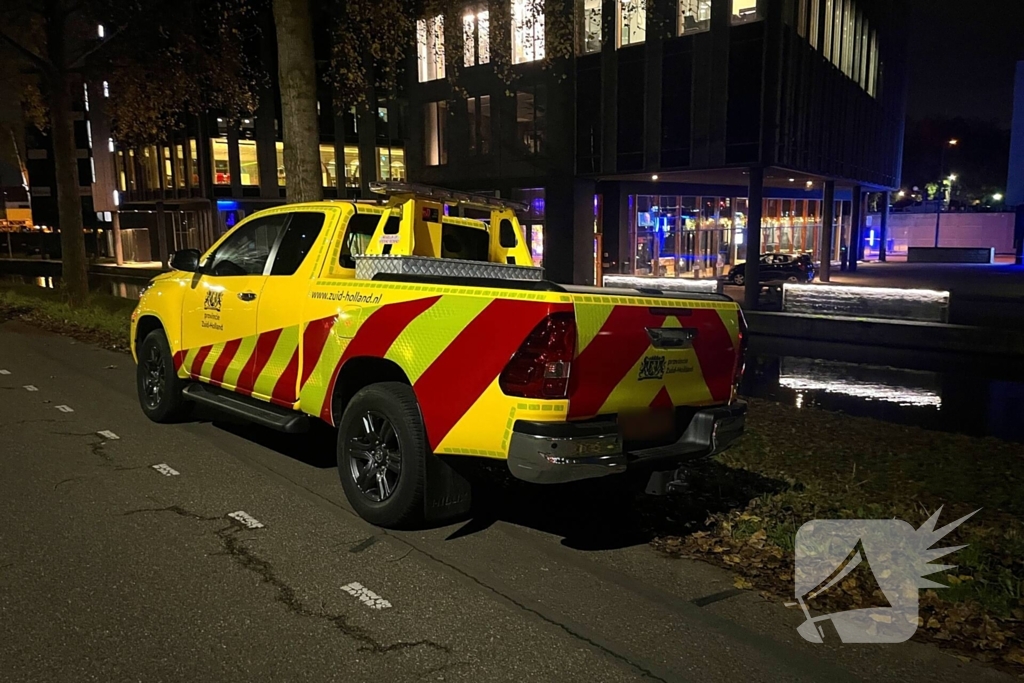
<box><xmin>270</xmin><ymin>212</ymin><xmax>326</xmax><ymax>276</ymax></box>
<box><xmin>207</xmin><ymin>214</ymin><xmax>289</xmax><ymax>276</ymax></box>
<box><xmin>339</xmin><ymin>213</ymin><xmax>384</xmax><ymax>268</ymax></box>
<box><xmin>440</xmin><ymin>223</ymin><xmax>489</xmax><ymax>261</ymax></box>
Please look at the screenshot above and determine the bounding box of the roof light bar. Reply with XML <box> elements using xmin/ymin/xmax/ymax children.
<box><xmin>369</xmin><ymin>181</ymin><xmax>528</xmax><ymax>212</ymax></box>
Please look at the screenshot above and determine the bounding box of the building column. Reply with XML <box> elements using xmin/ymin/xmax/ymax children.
<box><xmin>112</xmin><ymin>212</ymin><xmax>124</xmax><ymax>265</ymax></box>
<box><xmin>573</xmin><ymin>178</ymin><xmax>598</xmax><ymax>285</ymax></box>
<box><xmin>849</xmin><ymin>185</ymin><xmax>863</xmax><ymax>273</ymax></box>
<box><xmin>819</xmin><ymin>180</ymin><xmax>835</xmax><ymax>282</ymax></box>
<box><xmin>744</xmin><ymin>167</ymin><xmax>764</xmax><ymax>309</ymax></box>
<box><xmin>879</xmin><ymin>191</ymin><xmax>889</xmax><ymax>262</ymax></box>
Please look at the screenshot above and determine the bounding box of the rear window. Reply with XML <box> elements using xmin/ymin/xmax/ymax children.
<box><xmin>339</xmin><ymin>213</ymin><xmax>393</xmax><ymax>268</ymax></box>
<box><xmin>441</xmin><ymin>223</ymin><xmax>489</xmax><ymax>261</ymax></box>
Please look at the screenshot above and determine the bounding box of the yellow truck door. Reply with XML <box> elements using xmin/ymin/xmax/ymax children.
<box><xmin>179</xmin><ymin>213</ymin><xmax>290</xmax><ymax>382</ymax></box>
<box><xmin>250</xmin><ymin>208</ymin><xmax>339</xmax><ymax>406</ymax></box>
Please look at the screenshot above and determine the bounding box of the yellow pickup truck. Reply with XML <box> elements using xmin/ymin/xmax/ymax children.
<box><xmin>131</xmin><ymin>183</ymin><xmax>747</xmax><ymax>527</ymax></box>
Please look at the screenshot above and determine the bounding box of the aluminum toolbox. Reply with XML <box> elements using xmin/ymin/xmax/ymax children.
<box><xmin>355</xmin><ymin>255</ymin><xmax>544</xmax><ymax>282</ymax></box>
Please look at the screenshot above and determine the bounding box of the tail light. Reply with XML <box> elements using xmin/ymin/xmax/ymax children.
<box><xmin>499</xmin><ymin>312</ymin><xmax>577</xmax><ymax>399</ymax></box>
<box><xmin>734</xmin><ymin>310</ymin><xmax>749</xmax><ymax>392</ymax></box>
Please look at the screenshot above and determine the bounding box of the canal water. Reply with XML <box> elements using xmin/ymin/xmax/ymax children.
<box><xmin>5</xmin><ymin>274</ymin><xmax>1023</xmax><ymax>444</ymax></box>
<box><xmin>742</xmin><ymin>337</ymin><xmax>1024</xmax><ymax>444</ymax></box>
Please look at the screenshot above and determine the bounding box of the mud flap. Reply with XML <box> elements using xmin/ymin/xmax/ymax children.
<box><xmin>423</xmin><ymin>454</ymin><xmax>473</xmax><ymax>523</ymax></box>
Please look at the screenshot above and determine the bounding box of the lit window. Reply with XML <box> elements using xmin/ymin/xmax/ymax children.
<box><xmin>731</xmin><ymin>0</ymin><xmax>761</xmax><ymax>25</ymax></box>
<box><xmin>464</xmin><ymin>10</ymin><xmax>490</xmax><ymax>67</ymax></box>
<box><xmin>424</xmin><ymin>101</ymin><xmax>448</xmax><ymax>166</ymax></box>
<box><xmin>90</xmin><ymin>157</ymin><xmax>96</xmax><ymax>184</ymax></box>
<box><xmin>319</xmin><ymin>144</ymin><xmax>336</xmax><ymax>187</ymax></box>
<box><xmin>344</xmin><ymin>146</ymin><xmax>360</xmax><ymax>187</ymax></box>
<box><xmin>189</xmin><ymin>139</ymin><xmax>199</xmax><ymax>186</ymax></box>
<box><xmin>809</xmin><ymin>0</ymin><xmax>820</xmax><ymax>48</ymax></box>
<box><xmin>238</xmin><ymin>140</ymin><xmax>259</xmax><ymax>186</ymax></box>
<box><xmin>417</xmin><ymin>15</ymin><xmax>445</xmax><ymax>82</ymax></box>
<box><xmin>377</xmin><ymin>147</ymin><xmax>406</xmax><ymax>182</ymax></box>
<box><xmin>102</xmin><ymin>81</ymin><xmax>109</xmax><ymax>97</ymax></box>
<box><xmin>163</xmin><ymin>146</ymin><xmax>173</xmax><ymax>188</ymax></box>
<box><xmin>679</xmin><ymin>0</ymin><xmax>711</xmax><ymax>34</ymax></box>
<box><xmin>82</xmin><ymin>83</ymin><xmax>89</xmax><ymax>111</ymax></box>
<box><xmin>512</xmin><ymin>0</ymin><xmax>545</xmax><ymax>64</ymax></box>
<box><xmin>617</xmin><ymin>0</ymin><xmax>646</xmax><ymax>46</ymax></box>
<box><xmin>275</xmin><ymin>142</ymin><xmax>285</xmax><ymax>186</ymax></box>
<box><xmin>97</xmin><ymin>24</ymin><xmax>105</xmax><ymax>38</ymax></box>
<box><xmin>175</xmin><ymin>144</ymin><xmax>185</xmax><ymax>189</ymax></box>
<box><xmin>108</xmin><ymin>137</ymin><xmax>115</xmax><ymax>153</ymax></box>
<box><xmin>578</xmin><ymin>0</ymin><xmax>601</xmax><ymax>54</ymax></box>
<box><xmin>211</xmin><ymin>139</ymin><xmax>230</xmax><ymax>185</ymax></box>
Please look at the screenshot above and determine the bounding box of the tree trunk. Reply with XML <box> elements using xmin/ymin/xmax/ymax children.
<box><xmin>49</xmin><ymin>73</ymin><xmax>89</xmax><ymax>306</ymax></box>
<box><xmin>272</xmin><ymin>0</ymin><xmax>323</xmax><ymax>203</ymax></box>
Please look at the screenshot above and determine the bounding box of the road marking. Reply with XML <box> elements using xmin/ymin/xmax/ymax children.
<box><xmin>23</xmin><ymin>385</ymin><xmax>38</xmax><ymax>392</ymax></box>
<box><xmin>227</xmin><ymin>511</ymin><xmax>264</xmax><ymax>529</ymax></box>
<box><xmin>341</xmin><ymin>582</ymin><xmax>392</xmax><ymax>610</ymax></box>
<box><xmin>151</xmin><ymin>463</ymin><xmax>180</xmax><ymax>477</ymax></box>
<box><xmin>97</xmin><ymin>430</ymin><xmax>119</xmax><ymax>440</ymax></box>
<box><xmin>0</xmin><ymin>369</ymin><xmax>10</xmax><ymax>375</ymax></box>
<box><xmin>55</xmin><ymin>405</ymin><xmax>74</xmax><ymax>413</ymax></box>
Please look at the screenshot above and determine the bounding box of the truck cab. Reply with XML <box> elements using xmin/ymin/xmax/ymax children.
<box><xmin>131</xmin><ymin>183</ymin><xmax>747</xmax><ymax>528</ymax></box>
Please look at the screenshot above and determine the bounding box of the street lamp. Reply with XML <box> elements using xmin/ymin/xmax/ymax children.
<box><xmin>993</xmin><ymin>193</ymin><xmax>1004</xmax><ymax>202</ymax></box>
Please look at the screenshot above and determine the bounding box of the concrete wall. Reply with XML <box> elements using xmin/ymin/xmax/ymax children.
<box><xmin>866</xmin><ymin>212</ymin><xmax>1016</xmax><ymax>255</ymax></box>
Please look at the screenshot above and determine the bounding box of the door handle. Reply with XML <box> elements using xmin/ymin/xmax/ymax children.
<box><xmin>238</xmin><ymin>291</ymin><xmax>257</xmax><ymax>302</ymax></box>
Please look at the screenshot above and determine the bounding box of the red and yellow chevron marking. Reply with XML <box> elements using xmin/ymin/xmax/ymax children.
<box><xmin>168</xmin><ymin>285</ymin><xmax>741</xmax><ymax>461</ymax></box>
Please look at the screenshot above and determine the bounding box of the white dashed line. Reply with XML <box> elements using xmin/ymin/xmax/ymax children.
<box><xmin>151</xmin><ymin>463</ymin><xmax>180</xmax><ymax>477</ymax></box>
<box><xmin>341</xmin><ymin>582</ymin><xmax>392</xmax><ymax>610</ymax></box>
<box><xmin>23</xmin><ymin>385</ymin><xmax>38</xmax><ymax>392</ymax></box>
<box><xmin>0</xmin><ymin>369</ymin><xmax>10</xmax><ymax>375</ymax></box>
<box><xmin>227</xmin><ymin>511</ymin><xmax>264</xmax><ymax>529</ymax></box>
<box><xmin>97</xmin><ymin>430</ymin><xmax>119</xmax><ymax>440</ymax></box>
<box><xmin>55</xmin><ymin>405</ymin><xmax>74</xmax><ymax>413</ymax></box>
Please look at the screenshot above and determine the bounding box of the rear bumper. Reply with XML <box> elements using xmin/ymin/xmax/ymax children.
<box><xmin>507</xmin><ymin>401</ymin><xmax>747</xmax><ymax>485</ymax></box>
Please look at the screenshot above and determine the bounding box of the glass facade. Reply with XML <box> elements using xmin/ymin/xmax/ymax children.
<box><xmin>319</xmin><ymin>144</ymin><xmax>337</xmax><ymax>187</ymax></box>
<box><xmin>628</xmin><ymin>195</ymin><xmax>831</xmax><ymax>278</ymax></box>
<box><xmin>377</xmin><ymin>147</ymin><xmax>406</xmax><ymax>182</ymax></box>
<box><xmin>579</xmin><ymin>0</ymin><xmax>602</xmax><ymax>54</ymax></box>
<box><xmin>417</xmin><ymin>16</ymin><xmax>445</xmax><ymax>82</ymax></box>
<box><xmin>512</xmin><ymin>0</ymin><xmax>545</xmax><ymax>63</ymax></box>
<box><xmin>679</xmin><ymin>0</ymin><xmax>711</xmax><ymax>35</ymax></box>
<box><xmin>344</xmin><ymin>146</ymin><xmax>360</xmax><ymax>187</ymax></box>
<box><xmin>617</xmin><ymin>0</ymin><xmax>646</xmax><ymax>47</ymax></box>
<box><xmin>238</xmin><ymin>140</ymin><xmax>259</xmax><ymax>186</ymax></box>
<box><xmin>211</xmin><ymin>139</ymin><xmax>230</xmax><ymax>185</ymax></box>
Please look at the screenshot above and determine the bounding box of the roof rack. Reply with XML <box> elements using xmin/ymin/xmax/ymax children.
<box><xmin>369</xmin><ymin>181</ymin><xmax>528</xmax><ymax>213</ymax></box>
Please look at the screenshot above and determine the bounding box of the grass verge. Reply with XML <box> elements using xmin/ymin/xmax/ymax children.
<box><xmin>0</xmin><ymin>283</ymin><xmax>135</xmax><ymax>352</ymax></box>
<box><xmin>653</xmin><ymin>398</ymin><xmax>1024</xmax><ymax>669</ymax></box>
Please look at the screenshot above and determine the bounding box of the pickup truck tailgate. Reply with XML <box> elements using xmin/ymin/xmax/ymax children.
<box><xmin>568</xmin><ymin>294</ymin><xmax>743</xmax><ymax>420</ymax></box>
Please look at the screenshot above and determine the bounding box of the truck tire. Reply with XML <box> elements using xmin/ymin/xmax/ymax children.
<box><xmin>337</xmin><ymin>382</ymin><xmax>429</xmax><ymax>528</ymax></box>
<box><xmin>137</xmin><ymin>329</ymin><xmax>192</xmax><ymax>423</ymax></box>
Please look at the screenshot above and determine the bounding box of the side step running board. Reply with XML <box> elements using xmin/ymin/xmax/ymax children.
<box><xmin>182</xmin><ymin>383</ymin><xmax>310</xmax><ymax>433</ymax></box>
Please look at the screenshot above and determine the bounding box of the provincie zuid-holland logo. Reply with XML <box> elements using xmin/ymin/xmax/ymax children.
<box><xmin>791</xmin><ymin>508</ymin><xmax>978</xmax><ymax>644</ymax></box>
<box><xmin>204</xmin><ymin>290</ymin><xmax>223</xmax><ymax>313</ymax></box>
<box><xmin>638</xmin><ymin>355</ymin><xmax>666</xmax><ymax>381</ymax></box>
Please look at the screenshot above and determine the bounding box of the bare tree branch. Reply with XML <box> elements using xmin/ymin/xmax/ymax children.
<box><xmin>0</xmin><ymin>29</ymin><xmax>53</xmax><ymax>77</ymax></box>
<box><xmin>68</xmin><ymin>27</ymin><xmax>123</xmax><ymax>70</ymax></box>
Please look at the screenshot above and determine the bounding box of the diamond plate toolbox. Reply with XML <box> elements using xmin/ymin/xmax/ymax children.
<box><xmin>355</xmin><ymin>255</ymin><xmax>544</xmax><ymax>282</ymax></box>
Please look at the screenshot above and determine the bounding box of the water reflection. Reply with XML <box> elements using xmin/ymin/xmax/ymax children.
<box><xmin>5</xmin><ymin>274</ymin><xmax>147</xmax><ymax>300</ymax></box>
<box><xmin>778</xmin><ymin>357</ymin><xmax>942</xmax><ymax>409</ymax></box>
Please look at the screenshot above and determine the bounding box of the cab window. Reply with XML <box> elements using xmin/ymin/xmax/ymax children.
<box><xmin>206</xmin><ymin>214</ymin><xmax>290</xmax><ymax>276</ymax></box>
<box><xmin>339</xmin><ymin>213</ymin><xmax>399</xmax><ymax>268</ymax></box>
<box><xmin>270</xmin><ymin>212</ymin><xmax>326</xmax><ymax>276</ymax></box>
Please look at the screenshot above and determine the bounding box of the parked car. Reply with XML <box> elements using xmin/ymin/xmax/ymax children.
<box><xmin>727</xmin><ymin>254</ymin><xmax>815</xmax><ymax>286</ymax></box>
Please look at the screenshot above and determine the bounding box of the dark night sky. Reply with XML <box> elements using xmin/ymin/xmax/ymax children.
<box><xmin>906</xmin><ymin>0</ymin><xmax>1024</xmax><ymax>129</ymax></box>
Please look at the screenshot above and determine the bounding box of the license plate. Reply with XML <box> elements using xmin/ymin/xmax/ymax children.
<box><xmin>618</xmin><ymin>410</ymin><xmax>675</xmax><ymax>441</ymax></box>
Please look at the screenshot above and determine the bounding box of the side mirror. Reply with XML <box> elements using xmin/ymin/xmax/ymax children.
<box><xmin>169</xmin><ymin>249</ymin><xmax>201</xmax><ymax>272</ymax></box>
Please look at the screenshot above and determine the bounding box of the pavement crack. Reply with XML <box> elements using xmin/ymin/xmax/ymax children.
<box><xmin>51</xmin><ymin>431</ymin><xmax>115</xmax><ymax>464</ymax></box>
<box><xmin>407</xmin><ymin>546</ymin><xmax>668</xmax><ymax>682</ymax></box>
<box><xmin>54</xmin><ymin>476</ymin><xmax>87</xmax><ymax>491</ymax></box>
<box><xmin>122</xmin><ymin>504</ymin><xmax>451</xmax><ymax>657</ymax></box>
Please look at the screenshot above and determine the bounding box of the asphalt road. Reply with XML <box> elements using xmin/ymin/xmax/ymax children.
<box><xmin>0</xmin><ymin>320</ymin><xmax>1013</xmax><ymax>683</ymax></box>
